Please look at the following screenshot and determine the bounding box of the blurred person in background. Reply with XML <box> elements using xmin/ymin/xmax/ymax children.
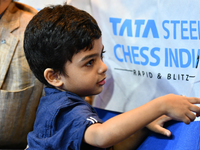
<box><xmin>0</xmin><ymin>0</ymin><xmax>43</xmax><ymax>148</ymax></box>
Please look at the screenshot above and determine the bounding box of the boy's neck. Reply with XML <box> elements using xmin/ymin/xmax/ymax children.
<box><xmin>56</xmin><ymin>87</ymin><xmax>85</xmax><ymax>100</ymax></box>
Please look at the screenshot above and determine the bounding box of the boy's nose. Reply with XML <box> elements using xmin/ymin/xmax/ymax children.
<box><xmin>98</xmin><ymin>60</ymin><xmax>107</xmax><ymax>74</ymax></box>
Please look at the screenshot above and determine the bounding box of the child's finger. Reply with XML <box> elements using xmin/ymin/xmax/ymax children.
<box><xmin>188</xmin><ymin>97</ymin><xmax>200</xmax><ymax>104</ymax></box>
<box><xmin>186</xmin><ymin>111</ymin><xmax>196</xmax><ymax>122</ymax></box>
<box><xmin>182</xmin><ymin>116</ymin><xmax>191</xmax><ymax>125</ymax></box>
<box><xmin>155</xmin><ymin>125</ymin><xmax>171</xmax><ymax>137</ymax></box>
<box><xmin>189</xmin><ymin>105</ymin><xmax>200</xmax><ymax>114</ymax></box>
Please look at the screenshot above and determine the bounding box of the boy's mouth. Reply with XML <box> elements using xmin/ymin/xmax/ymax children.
<box><xmin>97</xmin><ymin>78</ymin><xmax>106</xmax><ymax>86</ymax></box>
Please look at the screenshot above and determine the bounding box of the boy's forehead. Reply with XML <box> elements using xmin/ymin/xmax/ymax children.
<box><xmin>72</xmin><ymin>38</ymin><xmax>103</xmax><ymax>61</ymax></box>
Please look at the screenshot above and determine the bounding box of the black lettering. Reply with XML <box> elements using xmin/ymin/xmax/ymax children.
<box><xmin>186</xmin><ymin>74</ymin><xmax>189</xmax><ymax>81</ymax></box>
<box><xmin>167</xmin><ymin>73</ymin><xmax>171</xmax><ymax>80</ymax></box>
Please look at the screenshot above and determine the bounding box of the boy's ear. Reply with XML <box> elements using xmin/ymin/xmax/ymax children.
<box><xmin>44</xmin><ymin>68</ymin><xmax>63</xmax><ymax>87</ymax></box>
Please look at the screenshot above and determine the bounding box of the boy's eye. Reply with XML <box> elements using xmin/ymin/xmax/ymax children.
<box><xmin>86</xmin><ymin>59</ymin><xmax>94</xmax><ymax>67</ymax></box>
<box><xmin>101</xmin><ymin>50</ymin><xmax>106</xmax><ymax>59</ymax></box>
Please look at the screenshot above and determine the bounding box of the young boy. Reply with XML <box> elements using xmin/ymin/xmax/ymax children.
<box><xmin>24</xmin><ymin>4</ymin><xmax>200</xmax><ymax>150</ymax></box>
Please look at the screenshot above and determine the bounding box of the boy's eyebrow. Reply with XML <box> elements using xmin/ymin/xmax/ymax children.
<box><xmin>80</xmin><ymin>46</ymin><xmax>104</xmax><ymax>62</ymax></box>
<box><xmin>80</xmin><ymin>54</ymin><xmax>99</xmax><ymax>62</ymax></box>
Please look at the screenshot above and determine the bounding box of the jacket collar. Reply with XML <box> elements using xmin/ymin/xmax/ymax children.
<box><xmin>0</xmin><ymin>2</ymin><xmax>20</xmax><ymax>33</ymax></box>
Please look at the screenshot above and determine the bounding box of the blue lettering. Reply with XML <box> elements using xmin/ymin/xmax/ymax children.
<box><xmin>114</xmin><ymin>45</ymin><xmax>162</xmax><ymax>67</ymax></box>
<box><xmin>122</xmin><ymin>45</ymin><xmax>132</xmax><ymax>63</ymax></box>
<box><xmin>142</xmin><ymin>20</ymin><xmax>159</xmax><ymax>38</ymax></box>
<box><xmin>192</xmin><ymin>49</ymin><xmax>195</xmax><ymax>68</ymax></box>
<box><xmin>165</xmin><ymin>48</ymin><xmax>168</xmax><ymax>67</ymax></box>
<box><xmin>181</xmin><ymin>21</ymin><xmax>189</xmax><ymax>40</ymax></box>
<box><xmin>190</xmin><ymin>21</ymin><xmax>198</xmax><ymax>40</ymax></box>
<box><xmin>135</xmin><ymin>20</ymin><xmax>145</xmax><ymax>37</ymax></box>
<box><xmin>109</xmin><ymin>18</ymin><xmax>121</xmax><ymax>35</ymax></box>
<box><xmin>131</xmin><ymin>46</ymin><xmax>140</xmax><ymax>65</ymax></box>
<box><xmin>165</xmin><ymin>48</ymin><xmax>200</xmax><ymax>68</ymax></box>
<box><xmin>150</xmin><ymin>47</ymin><xmax>160</xmax><ymax>66</ymax></box>
<box><xmin>110</xmin><ymin>18</ymin><xmax>200</xmax><ymax>40</ymax></box>
<box><xmin>163</xmin><ymin>20</ymin><xmax>170</xmax><ymax>39</ymax></box>
<box><xmin>114</xmin><ymin>44</ymin><xmax>123</xmax><ymax>62</ymax></box>
<box><xmin>119</xmin><ymin>19</ymin><xmax>133</xmax><ymax>37</ymax></box>
<box><xmin>171</xmin><ymin>20</ymin><xmax>180</xmax><ymax>39</ymax></box>
<box><xmin>169</xmin><ymin>48</ymin><xmax>179</xmax><ymax>67</ymax></box>
<box><xmin>179</xmin><ymin>48</ymin><xmax>191</xmax><ymax>67</ymax></box>
<box><xmin>140</xmin><ymin>47</ymin><xmax>149</xmax><ymax>66</ymax></box>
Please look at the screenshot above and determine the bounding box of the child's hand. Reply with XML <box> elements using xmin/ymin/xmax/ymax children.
<box><xmin>159</xmin><ymin>94</ymin><xmax>200</xmax><ymax>124</ymax></box>
<box><xmin>146</xmin><ymin>115</ymin><xmax>172</xmax><ymax>137</ymax></box>
<box><xmin>83</xmin><ymin>94</ymin><xmax>200</xmax><ymax>148</ymax></box>
<box><xmin>146</xmin><ymin>95</ymin><xmax>200</xmax><ymax>137</ymax></box>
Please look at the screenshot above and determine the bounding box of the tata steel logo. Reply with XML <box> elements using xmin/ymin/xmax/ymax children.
<box><xmin>109</xmin><ymin>17</ymin><xmax>200</xmax><ymax>69</ymax></box>
<box><xmin>109</xmin><ymin>18</ymin><xmax>200</xmax><ymax>40</ymax></box>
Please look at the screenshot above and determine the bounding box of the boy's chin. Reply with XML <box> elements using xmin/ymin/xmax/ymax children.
<box><xmin>91</xmin><ymin>90</ymin><xmax>103</xmax><ymax>96</ymax></box>
<box><xmin>96</xmin><ymin>87</ymin><xmax>104</xmax><ymax>94</ymax></box>
<box><xmin>84</xmin><ymin>87</ymin><xmax>104</xmax><ymax>97</ymax></box>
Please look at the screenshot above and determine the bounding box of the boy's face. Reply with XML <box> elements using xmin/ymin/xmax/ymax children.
<box><xmin>59</xmin><ymin>37</ymin><xmax>107</xmax><ymax>98</ymax></box>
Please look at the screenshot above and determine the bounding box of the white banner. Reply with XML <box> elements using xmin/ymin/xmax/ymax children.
<box><xmin>69</xmin><ymin>0</ymin><xmax>200</xmax><ymax>116</ymax></box>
